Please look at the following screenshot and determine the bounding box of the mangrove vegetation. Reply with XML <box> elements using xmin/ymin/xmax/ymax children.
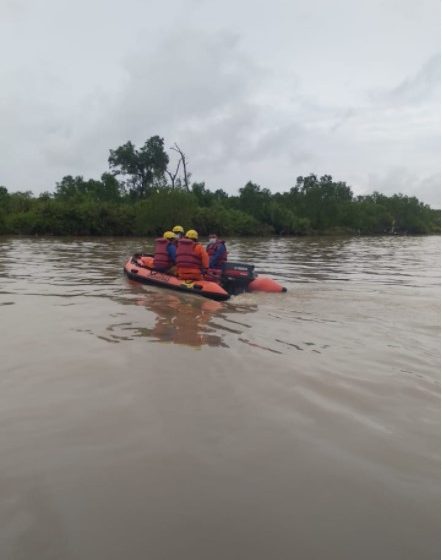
<box><xmin>0</xmin><ymin>136</ymin><xmax>439</xmax><ymax>236</ymax></box>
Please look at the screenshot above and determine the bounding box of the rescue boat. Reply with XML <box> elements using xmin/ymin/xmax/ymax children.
<box><xmin>124</xmin><ymin>256</ymin><xmax>230</xmax><ymax>301</ymax></box>
<box><xmin>124</xmin><ymin>255</ymin><xmax>286</xmax><ymax>299</ymax></box>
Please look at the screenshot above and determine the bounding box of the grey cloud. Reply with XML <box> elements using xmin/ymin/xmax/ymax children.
<box><xmin>98</xmin><ymin>28</ymin><xmax>315</xmax><ymax>184</ymax></box>
<box><xmin>46</xmin><ymin>29</ymin><xmax>273</xmax><ymax>179</ymax></box>
<box><xmin>0</xmin><ymin>0</ymin><xmax>439</xmax><ymax>207</ymax></box>
<box><xmin>115</xmin><ymin>30</ymin><xmax>264</xmax><ymax>133</ymax></box>
<box><xmin>1</xmin><ymin>0</ymin><xmax>25</xmax><ymax>20</ymax></box>
<box><xmin>388</xmin><ymin>54</ymin><xmax>440</xmax><ymax>104</ymax></box>
<box><xmin>370</xmin><ymin>53</ymin><xmax>441</xmax><ymax>107</ymax></box>
<box><xmin>367</xmin><ymin>168</ymin><xmax>441</xmax><ymax>208</ymax></box>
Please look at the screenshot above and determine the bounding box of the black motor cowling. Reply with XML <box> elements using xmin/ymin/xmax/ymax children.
<box><xmin>221</xmin><ymin>262</ymin><xmax>256</xmax><ymax>295</ymax></box>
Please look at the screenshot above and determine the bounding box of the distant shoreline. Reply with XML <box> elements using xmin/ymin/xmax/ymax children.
<box><xmin>1</xmin><ymin>176</ymin><xmax>440</xmax><ymax>237</ymax></box>
<box><xmin>1</xmin><ymin>232</ymin><xmax>440</xmax><ymax>240</ymax></box>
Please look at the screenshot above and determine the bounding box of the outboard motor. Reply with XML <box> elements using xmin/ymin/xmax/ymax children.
<box><xmin>220</xmin><ymin>262</ymin><xmax>256</xmax><ymax>295</ymax></box>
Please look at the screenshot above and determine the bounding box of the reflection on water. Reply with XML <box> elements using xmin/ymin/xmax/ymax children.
<box><xmin>0</xmin><ymin>235</ymin><xmax>440</xmax><ymax>560</ymax></box>
<box><xmin>100</xmin><ymin>288</ymin><xmax>258</xmax><ymax>348</ymax></box>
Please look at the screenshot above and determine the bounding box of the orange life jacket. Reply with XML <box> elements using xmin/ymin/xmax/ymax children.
<box><xmin>153</xmin><ymin>238</ymin><xmax>173</xmax><ymax>270</ymax></box>
<box><xmin>176</xmin><ymin>238</ymin><xmax>202</xmax><ymax>268</ymax></box>
<box><xmin>176</xmin><ymin>238</ymin><xmax>207</xmax><ymax>280</ymax></box>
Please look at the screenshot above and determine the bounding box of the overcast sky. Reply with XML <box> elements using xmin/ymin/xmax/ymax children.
<box><xmin>0</xmin><ymin>0</ymin><xmax>440</xmax><ymax>206</ymax></box>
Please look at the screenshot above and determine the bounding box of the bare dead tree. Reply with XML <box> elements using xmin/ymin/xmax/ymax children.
<box><xmin>165</xmin><ymin>158</ymin><xmax>181</xmax><ymax>189</ymax></box>
<box><xmin>171</xmin><ymin>143</ymin><xmax>191</xmax><ymax>192</ymax></box>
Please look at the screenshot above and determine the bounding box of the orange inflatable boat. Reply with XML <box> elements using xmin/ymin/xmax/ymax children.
<box><xmin>124</xmin><ymin>256</ymin><xmax>230</xmax><ymax>301</ymax></box>
<box><xmin>124</xmin><ymin>255</ymin><xmax>286</xmax><ymax>300</ymax></box>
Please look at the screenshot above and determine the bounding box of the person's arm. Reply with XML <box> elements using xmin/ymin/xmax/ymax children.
<box><xmin>197</xmin><ymin>244</ymin><xmax>209</xmax><ymax>269</ymax></box>
<box><xmin>209</xmin><ymin>244</ymin><xmax>225</xmax><ymax>267</ymax></box>
<box><xmin>167</xmin><ymin>244</ymin><xmax>176</xmax><ymax>263</ymax></box>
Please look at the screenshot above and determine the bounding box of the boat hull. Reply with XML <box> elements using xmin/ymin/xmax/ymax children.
<box><xmin>248</xmin><ymin>276</ymin><xmax>287</xmax><ymax>293</ymax></box>
<box><xmin>124</xmin><ymin>258</ymin><xmax>230</xmax><ymax>301</ymax></box>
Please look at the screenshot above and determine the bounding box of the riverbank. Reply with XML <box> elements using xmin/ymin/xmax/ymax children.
<box><xmin>0</xmin><ymin>199</ymin><xmax>439</xmax><ymax>237</ymax></box>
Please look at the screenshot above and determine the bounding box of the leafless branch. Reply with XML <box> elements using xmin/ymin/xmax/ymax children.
<box><xmin>171</xmin><ymin>143</ymin><xmax>190</xmax><ymax>192</ymax></box>
<box><xmin>165</xmin><ymin>158</ymin><xmax>181</xmax><ymax>189</ymax></box>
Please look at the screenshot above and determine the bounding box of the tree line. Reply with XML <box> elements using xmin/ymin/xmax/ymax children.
<box><xmin>0</xmin><ymin>135</ymin><xmax>439</xmax><ymax>236</ymax></box>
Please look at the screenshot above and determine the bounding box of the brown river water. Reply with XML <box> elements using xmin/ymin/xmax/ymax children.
<box><xmin>0</xmin><ymin>235</ymin><xmax>440</xmax><ymax>560</ymax></box>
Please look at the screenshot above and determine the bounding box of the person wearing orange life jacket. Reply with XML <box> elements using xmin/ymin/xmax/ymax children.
<box><xmin>176</xmin><ymin>229</ymin><xmax>209</xmax><ymax>281</ymax></box>
<box><xmin>206</xmin><ymin>233</ymin><xmax>227</xmax><ymax>269</ymax></box>
<box><xmin>153</xmin><ymin>231</ymin><xmax>177</xmax><ymax>273</ymax></box>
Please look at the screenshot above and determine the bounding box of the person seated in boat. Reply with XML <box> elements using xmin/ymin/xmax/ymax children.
<box><xmin>206</xmin><ymin>233</ymin><xmax>228</xmax><ymax>270</ymax></box>
<box><xmin>176</xmin><ymin>229</ymin><xmax>209</xmax><ymax>281</ymax></box>
<box><xmin>153</xmin><ymin>231</ymin><xmax>177</xmax><ymax>274</ymax></box>
<box><xmin>172</xmin><ymin>225</ymin><xmax>185</xmax><ymax>239</ymax></box>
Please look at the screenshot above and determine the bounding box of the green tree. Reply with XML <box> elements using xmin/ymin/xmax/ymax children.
<box><xmin>108</xmin><ymin>136</ymin><xmax>169</xmax><ymax>198</ymax></box>
<box><xmin>0</xmin><ymin>135</ymin><xmax>439</xmax><ymax>237</ymax></box>
<box><xmin>239</xmin><ymin>182</ymin><xmax>272</xmax><ymax>222</ymax></box>
<box><xmin>191</xmin><ymin>182</ymin><xmax>214</xmax><ymax>207</ymax></box>
<box><xmin>8</xmin><ymin>191</ymin><xmax>33</xmax><ymax>213</ymax></box>
<box><xmin>55</xmin><ymin>174</ymin><xmax>123</xmax><ymax>202</ymax></box>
